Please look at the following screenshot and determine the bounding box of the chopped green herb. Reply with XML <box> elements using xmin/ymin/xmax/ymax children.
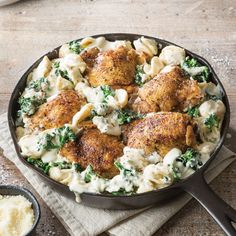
<box><xmin>37</xmin><ymin>133</ymin><xmax>59</xmax><ymax>151</ymax></box>
<box><xmin>28</xmin><ymin>77</ymin><xmax>50</xmax><ymax>92</ymax></box>
<box><xmin>135</xmin><ymin>65</ymin><xmax>144</xmax><ymax>86</ymax></box>
<box><xmin>84</xmin><ymin>165</ymin><xmax>96</xmax><ymax>183</ymax></box>
<box><xmin>187</xmin><ymin>106</ymin><xmax>200</xmax><ymax>118</ymax></box>
<box><xmin>55</xmin><ymin>126</ymin><xmax>76</xmax><ymax>147</ymax></box>
<box><xmin>52</xmin><ymin>161</ymin><xmax>72</xmax><ymax>169</ymax></box>
<box><xmin>37</xmin><ymin>126</ymin><xmax>76</xmax><ymax>151</ymax></box>
<box><xmin>181</xmin><ymin>56</ymin><xmax>210</xmax><ymax>82</ymax></box>
<box><xmin>114</xmin><ymin>161</ymin><xmax>123</xmax><ymax>170</ymax></box>
<box><xmin>55</xmin><ymin>68</ymin><xmax>70</xmax><ymax>81</ymax></box>
<box><xmin>53</xmin><ymin>61</ymin><xmax>60</xmax><ymax>69</ymax></box>
<box><xmin>69</xmin><ymin>40</ymin><xmax>83</xmax><ymax>54</ymax></box>
<box><xmin>100</xmin><ymin>85</ymin><xmax>115</xmax><ymax>99</ymax></box>
<box><xmin>117</xmin><ymin>109</ymin><xmax>145</xmax><ymax>125</ymax></box>
<box><xmin>183</xmin><ymin>57</ymin><xmax>199</xmax><ymax>67</ymax></box>
<box><xmin>18</xmin><ymin>96</ymin><xmax>45</xmax><ymax>115</ymax></box>
<box><xmin>114</xmin><ymin>161</ymin><xmax>134</xmax><ymax>176</ymax></box>
<box><xmin>27</xmin><ymin>158</ymin><xmax>73</xmax><ymax>174</ymax></box>
<box><xmin>53</xmin><ymin>61</ymin><xmax>71</xmax><ymax>81</ymax></box>
<box><xmin>27</xmin><ymin>157</ymin><xmax>51</xmax><ymax>174</ymax></box>
<box><xmin>176</xmin><ymin>148</ymin><xmax>202</xmax><ymax>171</ymax></box>
<box><xmin>204</xmin><ymin>113</ymin><xmax>219</xmax><ymax>131</ymax></box>
<box><xmin>172</xmin><ymin>166</ymin><xmax>181</xmax><ymax>181</ymax></box>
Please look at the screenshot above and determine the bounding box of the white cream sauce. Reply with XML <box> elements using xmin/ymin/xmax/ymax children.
<box><xmin>92</xmin><ymin>112</ymin><xmax>121</xmax><ymax>136</ymax></box>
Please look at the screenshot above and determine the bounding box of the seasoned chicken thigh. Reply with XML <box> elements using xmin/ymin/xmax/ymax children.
<box><xmin>60</xmin><ymin>129</ymin><xmax>124</xmax><ymax>178</ymax></box>
<box><xmin>28</xmin><ymin>90</ymin><xmax>86</xmax><ymax>130</ymax></box>
<box><xmin>81</xmin><ymin>46</ymin><xmax>138</xmax><ymax>87</ymax></box>
<box><xmin>132</xmin><ymin>66</ymin><xmax>202</xmax><ymax>113</ymax></box>
<box><xmin>122</xmin><ymin>112</ymin><xmax>196</xmax><ymax>157</ymax></box>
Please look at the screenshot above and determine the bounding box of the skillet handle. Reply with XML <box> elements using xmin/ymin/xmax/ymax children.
<box><xmin>182</xmin><ymin>174</ymin><xmax>236</xmax><ymax>236</ymax></box>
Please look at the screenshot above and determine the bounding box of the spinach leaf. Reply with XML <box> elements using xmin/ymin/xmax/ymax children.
<box><xmin>18</xmin><ymin>96</ymin><xmax>45</xmax><ymax>116</ymax></box>
<box><xmin>53</xmin><ymin>61</ymin><xmax>71</xmax><ymax>81</ymax></box>
<box><xmin>172</xmin><ymin>166</ymin><xmax>181</xmax><ymax>181</ymax></box>
<box><xmin>84</xmin><ymin>165</ymin><xmax>96</xmax><ymax>183</ymax></box>
<box><xmin>187</xmin><ymin>106</ymin><xmax>200</xmax><ymax>118</ymax></box>
<box><xmin>181</xmin><ymin>56</ymin><xmax>210</xmax><ymax>82</ymax></box>
<box><xmin>55</xmin><ymin>126</ymin><xmax>76</xmax><ymax>147</ymax></box>
<box><xmin>114</xmin><ymin>161</ymin><xmax>134</xmax><ymax>176</ymax></box>
<box><xmin>28</xmin><ymin>77</ymin><xmax>50</xmax><ymax>92</ymax></box>
<box><xmin>176</xmin><ymin>148</ymin><xmax>202</xmax><ymax>171</ymax></box>
<box><xmin>204</xmin><ymin>113</ymin><xmax>219</xmax><ymax>131</ymax></box>
<box><xmin>37</xmin><ymin>126</ymin><xmax>76</xmax><ymax>151</ymax></box>
<box><xmin>27</xmin><ymin>158</ymin><xmax>73</xmax><ymax>175</ymax></box>
<box><xmin>37</xmin><ymin>133</ymin><xmax>60</xmax><ymax>151</ymax></box>
<box><xmin>135</xmin><ymin>65</ymin><xmax>144</xmax><ymax>86</ymax></box>
<box><xmin>27</xmin><ymin>157</ymin><xmax>51</xmax><ymax>174</ymax></box>
<box><xmin>53</xmin><ymin>61</ymin><xmax>60</xmax><ymax>69</ymax></box>
<box><xmin>52</xmin><ymin>161</ymin><xmax>72</xmax><ymax>169</ymax></box>
<box><xmin>69</xmin><ymin>40</ymin><xmax>83</xmax><ymax>54</ymax></box>
<box><xmin>100</xmin><ymin>85</ymin><xmax>115</xmax><ymax>99</ymax></box>
<box><xmin>117</xmin><ymin>109</ymin><xmax>144</xmax><ymax>125</ymax></box>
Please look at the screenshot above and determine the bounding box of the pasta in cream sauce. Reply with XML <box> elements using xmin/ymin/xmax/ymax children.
<box><xmin>15</xmin><ymin>36</ymin><xmax>226</xmax><ymax>201</ymax></box>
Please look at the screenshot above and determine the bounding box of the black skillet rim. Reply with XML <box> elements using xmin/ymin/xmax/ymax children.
<box><xmin>8</xmin><ymin>33</ymin><xmax>230</xmax><ymax>199</ymax></box>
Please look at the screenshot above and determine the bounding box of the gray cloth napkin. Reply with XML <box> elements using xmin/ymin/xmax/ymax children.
<box><xmin>0</xmin><ymin>113</ymin><xmax>235</xmax><ymax>236</ymax></box>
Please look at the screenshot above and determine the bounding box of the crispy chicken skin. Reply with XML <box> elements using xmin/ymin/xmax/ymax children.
<box><xmin>132</xmin><ymin>66</ymin><xmax>202</xmax><ymax>113</ymax></box>
<box><xmin>122</xmin><ymin>112</ymin><xmax>196</xmax><ymax>157</ymax></box>
<box><xmin>29</xmin><ymin>90</ymin><xmax>86</xmax><ymax>130</ymax></box>
<box><xmin>60</xmin><ymin>129</ymin><xmax>124</xmax><ymax>178</ymax></box>
<box><xmin>81</xmin><ymin>46</ymin><xmax>138</xmax><ymax>87</ymax></box>
<box><xmin>80</xmin><ymin>47</ymin><xmax>100</xmax><ymax>68</ymax></box>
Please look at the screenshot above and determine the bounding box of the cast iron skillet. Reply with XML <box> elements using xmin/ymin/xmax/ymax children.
<box><xmin>8</xmin><ymin>33</ymin><xmax>236</xmax><ymax>235</ymax></box>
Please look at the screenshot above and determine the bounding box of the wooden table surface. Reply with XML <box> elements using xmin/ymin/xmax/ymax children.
<box><xmin>0</xmin><ymin>0</ymin><xmax>236</xmax><ymax>235</ymax></box>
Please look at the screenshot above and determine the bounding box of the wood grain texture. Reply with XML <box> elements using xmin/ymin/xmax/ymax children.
<box><xmin>0</xmin><ymin>0</ymin><xmax>235</xmax><ymax>235</ymax></box>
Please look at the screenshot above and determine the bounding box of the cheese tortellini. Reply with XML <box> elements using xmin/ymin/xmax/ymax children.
<box><xmin>133</xmin><ymin>36</ymin><xmax>158</xmax><ymax>57</ymax></box>
<box><xmin>32</xmin><ymin>56</ymin><xmax>52</xmax><ymax>81</ymax></box>
<box><xmin>159</xmin><ymin>45</ymin><xmax>185</xmax><ymax>65</ymax></box>
<box><xmin>72</xmin><ymin>103</ymin><xmax>94</xmax><ymax>130</ymax></box>
<box><xmin>199</xmin><ymin>100</ymin><xmax>226</xmax><ymax>119</ymax></box>
<box><xmin>137</xmin><ymin>163</ymin><xmax>172</xmax><ymax>193</ymax></box>
<box><xmin>143</xmin><ymin>56</ymin><xmax>164</xmax><ymax>77</ymax></box>
<box><xmin>49</xmin><ymin>167</ymin><xmax>73</xmax><ymax>185</ymax></box>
